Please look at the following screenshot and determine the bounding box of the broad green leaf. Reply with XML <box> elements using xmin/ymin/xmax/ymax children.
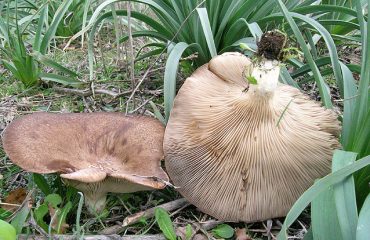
<box><xmin>155</xmin><ymin>208</ymin><xmax>177</xmax><ymax>240</ymax></box>
<box><xmin>332</xmin><ymin>149</ymin><xmax>358</xmax><ymax>240</ymax></box>
<box><xmin>11</xmin><ymin>204</ymin><xmax>30</xmax><ymax>234</ymax></box>
<box><xmin>312</xmin><ymin>186</ymin><xmax>344</xmax><ymax>240</ymax></box>
<box><xmin>357</xmin><ymin>193</ymin><xmax>370</xmax><ymax>240</ymax></box>
<box><xmin>33</xmin><ymin>52</ymin><xmax>78</xmax><ymax>77</ymax></box>
<box><xmin>45</xmin><ymin>193</ymin><xmax>62</xmax><ymax>208</ymax></box>
<box><xmin>276</xmin><ymin>0</ymin><xmax>332</xmax><ymax>108</ymax></box>
<box><xmin>33</xmin><ymin>4</ymin><xmax>47</xmax><ymax>52</ymax></box>
<box><xmin>39</xmin><ymin>73</ymin><xmax>81</xmax><ymax>86</ymax></box>
<box><xmin>278</xmin><ymin>152</ymin><xmax>370</xmax><ymax>239</ymax></box>
<box><xmin>197</xmin><ymin>8</ymin><xmax>217</xmax><ymax>57</ymax></box>
<box><xmin>0</xmin><ymin>219</ymin><xmax>16</xmax><ymax>240</ymax></box>
<box><xmin>212</xmin><ymin>224</ymin><xmax>234</xmax><ymax>239</ymax></box>
<box><xmin>33</xmin><ymin>173</ymin><xmax>52</xmax><ymax>195</ymax></box>
<box><xmin>34</xmin><ymin>203</ymin><xmax>49</xmax><ymax>231</ymax></box>
<box><xmin>40</xmin><ymin>0</ymin><xmax>73</xmax><ymax>54</ymax></box>
<box><xmin>164</xmin><ymin>42</ymin><xmax>198</xmax><ymax>121</ymax></box>
<box><xmin>303</xmin><ymin>228</ymin><xmax>313</xmax><ymax>240</ymax></box>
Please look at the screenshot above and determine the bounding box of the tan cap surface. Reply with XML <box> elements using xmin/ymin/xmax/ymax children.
<box><xmin>164</xmin><ymin>52</ymin><xmax>341</xmax><ymax>222</ymax></box>
<box><xmin>3</xmin><ymin>112</ymin><xmax>169</xmax><ymax>212</ymax></box>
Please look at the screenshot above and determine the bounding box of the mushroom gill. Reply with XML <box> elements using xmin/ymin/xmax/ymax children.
<box><xmin>164</xmin><ymin>52</ymin><xmax>341</xmax><ymax>222</ymax></box>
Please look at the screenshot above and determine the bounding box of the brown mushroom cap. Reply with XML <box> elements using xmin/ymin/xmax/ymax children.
<box><xmin>164</xmin><ymin>52</ymin><xmax>341</xmax><ymax>222</ymax></box>
<box><xmin>3</xmin><ymin>112</ymin><xmax>168</xmax><ymax>213</ymax></box>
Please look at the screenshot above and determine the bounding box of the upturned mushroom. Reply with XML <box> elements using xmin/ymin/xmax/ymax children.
<box><xmin>3</xmin><ymin>112</ymin><xmax>169</xmax><ymax>213</ymax></box>
<box><xmin>164</xmin><ymin>51</ymin><xmax>340</xmax><ymax>222</ymax></box>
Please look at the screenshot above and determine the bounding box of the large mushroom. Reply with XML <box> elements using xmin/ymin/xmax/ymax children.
<box><xmin>3</xmin><ymin>112</ymin><xmax>169</xmax><ymax>213</ymax></box>
<box><xmin>164</xmin><ymin>52</ymin><xmax>341</xmax><ymax>222</ymax></box>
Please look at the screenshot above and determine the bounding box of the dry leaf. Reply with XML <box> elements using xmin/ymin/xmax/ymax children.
<box><xmin>193</xmin><ymin>233</ymin><xmax>208</xmax><ymax>240</ymax></box>
<box><xmin>2</xmin><ymin>188</ymin><xmax>27</xmax><ymax>212</ymax></box>
<box><xmin>235</xmin><ymin>228</ymin><xmax>252</xmax><ymax>240</ymax></box>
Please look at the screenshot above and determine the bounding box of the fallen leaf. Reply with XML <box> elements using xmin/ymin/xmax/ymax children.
<box><xmin>2</xmin><ymin>188</ymin><xmax>27</xmax><ymax>212</ymax></box>
<box><xmin>235</xmin><ymin>228</ymin><xmax>252</xmax><ymax>240</ymax></box>
<box><xmin>193</xmin><ymin>233</ymin><xmax>208</xmax><ymax>240</ymax></box>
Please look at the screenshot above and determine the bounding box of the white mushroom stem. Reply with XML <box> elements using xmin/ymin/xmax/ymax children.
<box><xmin>84</xmin><ymin>190</ymin><xmax>107</xmax><ymax>214</ymax></box>
<box><xmin>250</xmin><ymin>59</ymin><xmax>280</xmax><ymax>95</ymax></box>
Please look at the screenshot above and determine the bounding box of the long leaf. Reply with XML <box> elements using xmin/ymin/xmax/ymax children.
<box><xmin>39</xmin><ymin>73</ymin><xmax>81</xmax><ymax>86</ymax></box>
<box><xmin>164</xmin><ymin>42</ymin><xmax>198</xmax><ymax>121</ymax></box>
<box><xmin>155</xmin><ymin>208</ymin><xmax>177</xmax><ymax>240</ymax></box>
<box><xmin>276</xmin><ymin>0</ymin><xmax>332</xmax><ymax>108</ymax></box>
<box><xmin>33</xmin><ymin>52</ymin><xmax>79</xmax><ymax>77</ymax></box>
<box><xmin>333</xmin><ymin>151</ymin><xmax>358</xmax><ymax>240</ymax></box>
<box><xmin>277</xmin><ymin>152</ymin><xmax>370</xmax><ymax>239</ymax></box>
<box><xmin>40</xmin><ymin>0</ymin><xmax>73</xmax><ymax>54</ymax></box>
<box><xmin>197</xmin><ymin>8</ymin><xmax>217</xmax><ymax>57</ymax></box>
<box><xmin>311</xmin><ymin>185</ymin><xmax>344</xmax><ymax>240</ymax></box>
<box><xmin>356</xmin><ymin>193</ymin><xmax>370</xmax><ymax>240</ymax></box>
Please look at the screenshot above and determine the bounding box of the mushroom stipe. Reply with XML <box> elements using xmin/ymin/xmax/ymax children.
<box><xmin>164</xmin><ymin>52</ymin><xmax>341</xmax><ymax>222</ymax></box>
<box><xmin>3</xmin><ymin>112</ymin><xmax>169</xmax><ymax>214</ymax></box>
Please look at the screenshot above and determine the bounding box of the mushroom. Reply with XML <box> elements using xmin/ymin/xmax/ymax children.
<box><xmin>164</xmin><ymin>52</ymin><xmax>341</xmax><ymax>222</ymax></box>
<box><xmin>3</xmin><ymin>112</ymin><xmax>169</xmax><ymax>213</ymax></box>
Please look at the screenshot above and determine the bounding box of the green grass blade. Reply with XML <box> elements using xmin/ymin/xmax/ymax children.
<box><xmin>351</xmin><ymin>0</ymin><xmax>369</xmax><ymax>156</ymax></box>
<box><xmin>276</xmin><ymin>0</ymin><xmax>333</xmax><ymax>108</ymax></box>
<box><xmin>120</xmin><ymin>31</ymin><xmax>169</xmax><ymax>43</ymax></box>
<box><xmin>68</xmin><ymin>0</ymin><xmax>177</xmax><ymax>46</ymax></box>
<box><xmin>197</xmin><ymin>8</ymin><xmax>217</xmax><ymax>57</ymax></box>
<box><xmin>356</xmin><ymin>193</ymin><xmax>370</xmax><ymax>240</ymax></box>
<box><xmin>291</xmin><ymin>13</ymin><xmax>344</xmax><ymax>97</ymax></box>
<box><xmin>246</xmin><ymin>22</ymin><xmax>263</xmax><ymax>40</ymax></box>
<box><xmin>164</xmin><ymin>42</ymin><xmax>197</xmax><ymax>121</ymax></box>
<box><xmin>291</xmin><ymin>57</ymin><xmax>331</xmax><ymax>78</ymax></box>
<box><xmin>311</xmin><ymin>185</ymin><xmax>344</xmax><ymax>240</ymax></box>
<box><xmin>214</xmin><ymin>0</ymin><xmax>243</xmax><ymax>43</ymax></box>
<box><xmin>136</xmin><ymin>42</ymin><xmax>166</xmax><ymax>58</ymax></box>
<box><xmin>39</xmin><ymin>73</ymin><xmax>81</xmax><ymax>86</ymax></box>
<box><xmin>277</xmin><ymin>152</ymin><xmax>370</xmax><ymax>240</ymax></box>
<box><xmin>33</xmin><ymin>173</ymin><xmax>52</xmax><ymax>195</ymax></box>
<box><xmin>280</xmin><ymin>67</ymin><xmax>300</xmax><ymax>88</ymax></box>
<box><xmin>33</xmin><ymin>4</ymin><xmax>47</xmax><ymax>52</ymax></box>
<box><xmin>149</xmin><ymin>101</ymin><xmax>165</xmax><ymax>125</ymax></box>
<box><xmin>40</xmin><ymin>0</ymin><xmax>73</xmax><ymax>54</ymax></box>
<box><xmin>81</xmin><ymin>0</ymin><xmax>91</xmax><ymax>47</ymax></box>
<box><xmin>339</xmin><ymin>62</ymin><xmax>357</xmax><ymax>148</ymax></box>
<box><xmin>11</xmin><ymin>204</ymin><xmax>30</xmax><ymax>234</ymax></box>
<box><xmin>33</xmin><ymin>52</ymin><xmax>78</xmax><ymax>77</ymax></box>
<box><xmin>333</xmin><ymin>151</ymin><xmax>358</xmax><ymax>240</ymax></box>
<box><xmin>135</xmin><ymin>48</ymin><xmax>163</xmax><ymax>62</ymax></box>
<box><xmin>294</xmin><ymin>5</ymin><xmax>358</xmax><ymax>18</ymax></box>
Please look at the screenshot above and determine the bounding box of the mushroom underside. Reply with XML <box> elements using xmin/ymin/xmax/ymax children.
<box><xmin>164</xmin><ymin>53</ymin><xmax>340</xmax><ymax>222</ymax></box>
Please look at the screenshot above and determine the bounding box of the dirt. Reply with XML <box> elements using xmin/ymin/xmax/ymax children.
<box><xmin>257</xmin><ymin>30</ymin><xmax>287</xmax><ymax>60</ymax></box>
